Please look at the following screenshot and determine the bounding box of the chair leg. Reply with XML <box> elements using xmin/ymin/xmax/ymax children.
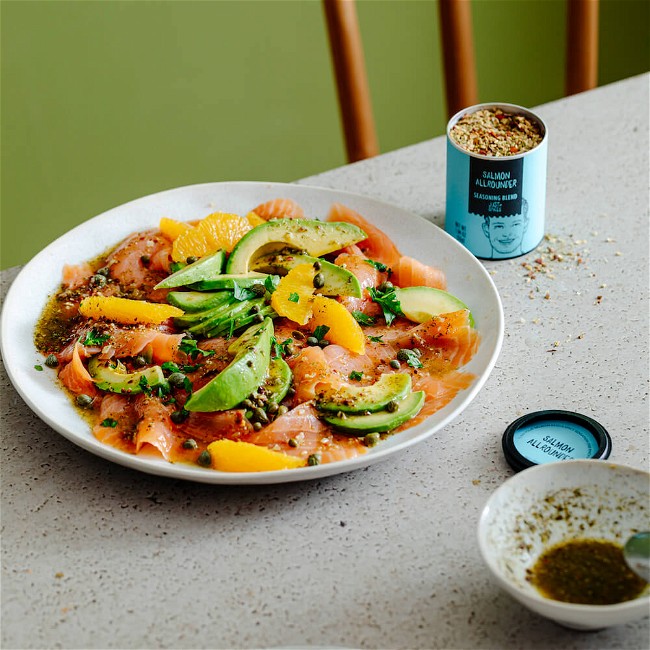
<box><xmin>438</xmin><ymin>0</ymin><xmax>478</xmax><ymax>119</ymax></box>
<box><xmin>323</xmin><ymin>0</ymin><xmax>379</xmax><ymax>163</ymax></box>
<box><xmin>566</xmin><ymin>0</ymin><xmax>599</xmax><ymax>95</ymax></box>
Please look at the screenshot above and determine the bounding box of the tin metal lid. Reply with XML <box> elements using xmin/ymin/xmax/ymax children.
<box><xmin>502</xmin><ymin>410</ymin><xmax>612</xmax><ymax>472</ymax></box>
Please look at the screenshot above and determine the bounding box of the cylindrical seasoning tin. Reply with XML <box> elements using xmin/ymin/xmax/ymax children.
<box><xmin>445</xmin><ymin>103</ymin><xmax>548</xmax><ymax>260</ymax></box>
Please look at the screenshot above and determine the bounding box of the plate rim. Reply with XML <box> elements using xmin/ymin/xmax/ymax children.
<box><xmin>0</xmin><ymin>180</ymin><xmax>504</xmax><ymax>485</ymax></box>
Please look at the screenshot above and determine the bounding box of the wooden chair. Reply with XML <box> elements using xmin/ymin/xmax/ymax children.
<box><xmin>323</xmin><ymin>0</ymin><xmax>599</xmax><ymax>163</ymax></box>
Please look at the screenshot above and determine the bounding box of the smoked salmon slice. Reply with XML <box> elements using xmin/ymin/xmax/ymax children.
<box><xmin>58</xmin><ymin>342</ymin><xmax>99</xmax><ymax>397</ymax></box>
<box><xmin>251</xmin><ymin>198</ymin><xmax>305</xmax><ymax>221</ymax></box>
<box><xmin>392</xmin><ymin>256</ymin><xmax>447</xmax><ymax>290</ymax></box>
<box><xmin>327</xmin><ymin>203</ymin><xmax>401</xmax><ymax>268</ymax></box>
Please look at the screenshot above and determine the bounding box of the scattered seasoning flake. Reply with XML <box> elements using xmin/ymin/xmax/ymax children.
<box><xmin>595</xmin><ymin>295</ymin><xmax>603</xmax><ymax>304</ymax></box>
<box><xmin>288</xmin><ymin>292</ymin><xmax>300</xmax><ymax>303</ymax></box>
<box><xmin>349</xmin><ymin>371</ymin><xmax>363</xmax><ymax>381</ymax></box>
<box><xmin>55</xmin><ymin>572</ymin><xmax>64</xmax><ymax>579</ymax></box>
<box><xmin>450</xmin><ymin>107</ymin><xmax>543</xmax><ymax>157</ymax></box>
<box><xmin>34</xmin><ymin>365</ymin><xmax>43</xmax><ymax>371</ymax></box>
<box><xmin>101</xmin><ymin>418</ymin><xmax>118</xmax><ymax>428</ymax></box>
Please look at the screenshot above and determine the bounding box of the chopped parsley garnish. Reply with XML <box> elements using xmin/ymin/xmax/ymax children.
<box><xmin>161</xmin><ymin>361</ymin><xmax>180</xmax><ymax>374</ymax></box>
<box><xmin>81</xmin><ymin>328</ymin><xmax>110</xmax><ymax>346</ymax></box>
<box><xmin>232</xmin><ymin>281</ymin><xmax>256</xmax><ymax>302</ymax></box>
<box><xmin>271</xmin><ymin>336</ymin><xmax>293</xmax><ymax>358</ymax></box>
<box><xmin>364</xmin><ymin>258</ymin><xmax>390</xmax><ymax>273</ymax></box>
<box><xmin>313</xmin><ymin>325</ymin><xmax>330</xmax><ymax>341</ymax></box>
<box><xmin>179</xmin><ymin>338</ymin><xmax>215</xmax><ymax>360</ymax></box>
<box><xmin>101</xmin><ymin>418</ymin><xmax>118</xmax><ymax>428</ymax></box>
<box><xmin>34</xmin><ymin>364</ymin><xmax>43</xmax><ymax>371</ymax></box>
<box><xmin>367</xmin><ymin>334</ymin><xmax>384</xmax><ymax>343</ymax></box>
<box><xmin>368</xmin><ymin>287</ymin><xmax>403</xmax><ymax>326</ymax></box>
<box><xmin>288</xmin><ymin>292</ymin><xmax>300</xmax><ymax>303</ymax></box>
<box><xmin>349</xmin><ymin>371</ymin><xmax>363</xmax><ymax>381</ymax></box>
<box><xmin>352</xmin><ymin>311</ymin><xmax>375</xmax><ymax>326</ymax></box>
<box><xmin>264</xmin><ymin>275</ymin><xmax>280</xmax><ymax>294</ymax></box>
<box><xmin>401</xmin><ymin>349</ymin><xmax>423</xmax><ymax>369</ymax></box>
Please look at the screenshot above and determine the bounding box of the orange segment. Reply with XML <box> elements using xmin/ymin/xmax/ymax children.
<box><xmin>79</xmin><ymin>296</ymin><xmax>183</xmax><ymax>325</ymax></box>
<box><xmin>207</xmin><ymin>439</ymin><xmax>306</xmax><ymax>472</ymax></box>
<box><xmin>245</xmin><ymin>211</ymin><xmax>266</xmax><ymax>228</ymax></box>
<box><xmin>159</xmin><ymin>217</ymin><xmax>192</xmax><ymax>241</ymax></box>
<box><xmin>270</xmin><ymin>263</ymin><xmax>316</xmax><ymax>325</ymax></box>
<box><xmin>310</xmin><ymin>295</ymin><xmax>366</xmax><ymax>354</ymax></box>
<box><xmin>171</xmin><ymin>212</ymin><xmax>251</xmax><ymax>261</ymax></box>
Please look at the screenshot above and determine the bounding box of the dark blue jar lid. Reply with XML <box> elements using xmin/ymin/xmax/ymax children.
<box><xmin>502</xmin><ymin>410</ymin><xmax>612</xmax><ymax>472</ymax></box>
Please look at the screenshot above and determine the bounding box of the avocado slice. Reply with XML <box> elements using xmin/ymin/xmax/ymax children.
<box><xmin>396</xmin><ymin>287</ymin><xmax>474</xmax><ymax>326</ymax></box>
<box><xmin>316</xmin><ymin>372</ymin><xmax>411</xmax><ymax>413</ymax></box>
<box><xmin>264</xmin><ymin>356</ymin><xmax>292</xmax><ymax>405</ymax></box>
<box><xmin>167</xmin><ymin>290</ymin><xmax>233</xmax><ymax>313</ymax></box>
<box><xmin>154</xmin><ymin>250</ymin><xmax>226</xmax><ymax>289</ymax></box>
<box><xmin>252</xmin><ymin>252</ymin><xmax>362</xmax><ymax>298</ymax></box>
<box><xmin>225</xmin><ymin>219</ymin><xmax>366</xmax><ymax>274</ymax></box>
<box><xmin>322</xmin><ymin>390</ymin><xmax>425</xmax><ymax>434</ymax></box>
<box><xmin>184</xmin><ymin>318</ymin><xmax>273</xmax><ymax>412</ymax></box>
<box><xmin>88</xmin><ymin>357</ymin><xmax>169</xmax><ymax>395</ymax></box>
<box><xmin>190</xmin><ymin>272</ymin><xmax>268</xmax><ymax>291</ymax></box>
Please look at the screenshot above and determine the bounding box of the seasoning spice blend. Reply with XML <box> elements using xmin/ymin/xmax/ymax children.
<box><xmin>445</xmin><ymin>103</ymin><xmax>548</xmax><ymax>260</ymax></box>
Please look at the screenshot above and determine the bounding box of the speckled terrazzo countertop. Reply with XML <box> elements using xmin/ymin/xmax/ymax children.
<box><xmin>1</xmin><ymin>74</ymin><xmax>648</xmax><ymax>650</ymax></box>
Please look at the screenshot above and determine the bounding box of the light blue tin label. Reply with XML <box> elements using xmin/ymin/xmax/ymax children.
<box><xmin>445</xmin><ymin>103</ymin><xmax>548</xmax><ymax>259</ymax></box>
<box><xmin>512</xmin><ymin>419</ymin><xmax>600</xmax><ymax>465</ymax></box>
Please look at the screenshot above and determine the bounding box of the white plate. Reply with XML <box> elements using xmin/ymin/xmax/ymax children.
<box><xmin>1</xmin><ymin>182</ymin><xmax>504</xmax><ymax>484</ymax></box>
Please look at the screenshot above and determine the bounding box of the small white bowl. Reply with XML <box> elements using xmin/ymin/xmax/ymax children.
<box><xmin>478</xmin><ymin>460</ymin><xmax>650</xmax><ymax>630</ymax></box>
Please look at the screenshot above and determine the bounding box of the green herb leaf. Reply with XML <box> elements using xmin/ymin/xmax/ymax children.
<box><xmin>34</xmin><ymin>365</ymin><xmax>43</xmax><ymax>371</ymax></box>
<box><xmin>367</xmin><ymin>334</ymin><xmax>384</xmax><ymax>343</ymax></box>
<box><xmin>271</xmin><ymin>336</ymin><xmax>293</xmax><ymax>358</ymax></box>
<box><xmin>81</xmin><ymin>328</ymin><xmax>110</xmax><ymax>346</ymax></box>
<box><xmin>161</xmin><ymin>362</ymin><xmax>180</xmax><ymax>374</ymax></box>
<box><xmin>313</xmin><ymin>325</ymin><xmax>330</xmax><ymax>341</ymax></box>
<box><xmin>288</xmin><ymin>292</ymin><xmax>300</xmax><ymax>303</ymax></box>
<box><xmin>364</xmin><ymin>258</ymin><xmax>390</xmax><ymax>273</ymax></box>
<box><xmin>232</xmin><ymin>281</ymin><xmax>256</xmax><ymax>302</ymax></box>
<box><xmin>401</xmin><ymin>349</ymin><xmax>423</xmax><ymax>369</ymax></box>
<box><xmin>169</xmin><ymin>262</ymin><xmax>185</xmax><ymax>273</ymax></box>
<box><xmin>264</xmin><ymin>275</ymin><xmax>280</xmax><ymax>294</ymax></box>
<box><xmin>101</xmin><ymin>418</ymin><xmax>118</xmax><ymax>428</ymax></box>
<box><xmin>368</xmin><ymin>287</ymin><xmax>403</xmax><ymax>326</ymax></box>
<box><xmin>138</xmin><ymin>375</ymin><xmax>150</xmax><ymax>392</ymax></box>
<box><xmin>181</xmin><ymin>364</ymin><xmax>200</xmax><ymax>373</ymax></box>
<box><xmin>349</xmin><ymin>370</ymin><xmax>363</xmax><ymax>381</ymax></box>
<box><xmin>179</xmin><ymin>338</ymin><xmax>215</xmax><ymax>360</ymax></box>
<box><xmin>352</xmin><ymin>311</ymin><xmax>376</xmax><ymax>326</ymax></box>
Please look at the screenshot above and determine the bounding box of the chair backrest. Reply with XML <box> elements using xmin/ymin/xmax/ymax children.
<box><xmin>323</xmin><ymin>0</ymin><xmax>599</xmax><ymax>163</ymax></box>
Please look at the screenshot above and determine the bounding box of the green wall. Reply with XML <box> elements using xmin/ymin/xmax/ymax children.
<box><xmin>2</xmin><ymin>0</ymin><xmax>648</xmax><ymax>269</ymax></box>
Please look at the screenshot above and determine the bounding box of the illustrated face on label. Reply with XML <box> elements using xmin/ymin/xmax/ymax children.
<box><xmin>482</xmin><ymin>210</ymin><xmax>529</xmax><ymax>256</ymax></box>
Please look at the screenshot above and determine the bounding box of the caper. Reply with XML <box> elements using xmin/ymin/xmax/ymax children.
<box><xmin>277</xmin><ymin>405</ymin><xmax>289</xmax><ymax>416</ymax></box>
<box><xmin>288</xmin><ymin>438</ymin><xmax>298</xmax><ymax>448</ymax></box>
<box><xmin>254</xmin><ymin>313</ymin><xmax>265</xmax><ymax>323</ymax></box>
<box><xmin>140</xmin><ymin>254</ymin><xmax>151</xmax><ymax>265</ymax></box>
<box><xmin>168</xmin><ymin>372</ymin><xmax>187</xmax><ymax>388</ymax></box>
<box><xmin>386</xmin><ymin>400</ymin><xmax>399</xmax><ymax>413</ymax></box>
<box><xmin>364</xmin><ymin>432</ymin><xmax>381</xmax><ymax>447</ymax></box>
<box><xmin>378</xmin><ymin>281</ymin><xmax>394</xmax><ymax>292</ymax></box>
<box><xmin>96</xmin><ymin>266</ymin><xmax>110</xmax><ymax>277</ymax></box>
<box><xmin>318</xmin><ymin>339</ymin><xmax>330</xmax><ymax>348</ymax></box>
<box><xmin>253</xmin><ymin>408</ymin><xmax>269</xmax><ymax>424</ymax></box>
<box><xmin>76</xmin><ymin>394</ymin><xmax>94</xmax><ymax>408</ymax></box>
<box><xmin>197</xmin><ymin>450</ymin><xmax>212</xmax><ymax>467</ymax></box>
<box><xmin>252</xmin><ymin>422</ymin><xmax>263</xmax><ymax>431</ymax></box>
<box><xmin>284</xmin><ymin>342</ymin><xmax>295</xmax><ymax>356</ymax></box>
<box><xmin>313</xmin><ymin>260</ymin><xmax>322</xmax><ymax>271</ymax></box>
<box><xmin>90</xmin><ymin>274</ymin><xmax>107</xmax><ymax>287</ymax></box>
<box><xmin>292</xmin><ymin>330</ymin><xmax>305</xmax><ymax>340</ymax></box>
<box><xmin>307</xmin><ymin>453</ymin><xmax>321</xmax><ymax>466</ymax></box>
<box><xmin>182</xmin><ymin>438</ymin><xmax>198</xmax><ymax>450</ymax></box>
<box><xmin>389</xmin><ymin>359</ymin><xmax>401</xmax><ymax>369</ymax></box>
<box><xmin>250</xmin><ymin>304</ymin><xmax>261</xmax><ymax>313</ymax></box>
<box><xmin>396</xmin><ymin>349</ymin><xmax>410</xmax><ymax>362</ymax></box>
<box><xmin>313</xmin><ymin>272</ymin><xmax>325</xmax><ymax>289</ymax></box>
<box><xmin>171</xmin><ymin>409</ymin><xmax>189</xmax><ymax>424</ymax></box>
<box><xmin>45</xmin><ymin>354</ymin><xmax>59</xmax><ymax>368</ymax></box>
<box><xmin>251</xmin><ymin>283</ymin><xmax>266</xmax><ymax>297</ymax></box>
<box><xmin>133</xmin><ymin>355</ymin><xmax>147</xmax><ymax>368</ymax></box>
<box><xmin>186</xmin><ymin>256</ymin><xmax>198</xmax><ymax>264</ymax></box>
<box><xmin>242</xmin><ymin>398</ymin><xmax>254</xmax><ymax>409</ymax></box>
<box><xmin>246</xmin><ymin>360</ymin><xmax>253</xmax><ymax>367</ymax></box>
<box><xmin>306</xmin><ymin>336</ymin><xmax>319</xmax><ymax>346</ymax></box>
<box><xmin>267</xmin><ymin>402</ymin><xmax>279</xmax><ymax>414</ymax></box>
